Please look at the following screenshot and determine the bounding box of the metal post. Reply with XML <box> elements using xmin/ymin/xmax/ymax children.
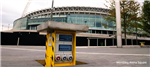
<box><xmin>2</xmin><ymin>25</ymin><xmax>3</xmax><ymax>31</ymax></box>
<box><xmin>105</xmin><ymin>39</ymin><xmax>106</xmax><ymax>46</ymax></box>
<box><xmin>97</xmin><ymin>38</ymin><xmax>98</xmax><ymax>46</ymax></box>
<box><xmin>136</xmin><ymin>31</ymin><xmax>138</xmax><ymax>45</ymax></box>
<box><xmin>126</xmin><ymin>39</ymin><xmax>127</xmax><ymax>45</ymax></box>
<box><xmin>113</xmin><ymin>38</ymin><xmax>114</xmax><ymax>46</ymax></box>
<box><xmin>88</xmin><ymin>39</ymin><xmax>90</xmax><ymax>46</ymax></box>
<box><xmin>131</xmin><ymin>39</ymin><xmax>133</xmax><ymax>45</ymax></box>
<box><xmin>8</xmin><ymin>24</ymin><xmax>10</xmax><ymax>30</ymax></box>
<box><xmin>50</xmin><ymin>0</ymin><xmax>54</xmax><ymax>21</ymax></box>
<box><xmin>112</xmin><ymin>31</ymin><xmax>114</xmax><ymax>46</ymax></box>
<box><xmin>115</xmin><ymin>0</ymin><xmax>122</xmax><ymax>48</ymax></box>
<box><xmin>17</xmin><ymin>37</ymin><xmax>20</xmax><ymax>47</ymax></box>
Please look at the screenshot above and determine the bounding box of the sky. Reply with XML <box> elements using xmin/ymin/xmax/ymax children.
<box><xmin>0</xmin><ymin>0</ymin><xmax>144</xmax><ymax>31</ymax></box>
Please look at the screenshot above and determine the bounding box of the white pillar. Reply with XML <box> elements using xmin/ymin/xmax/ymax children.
<box><xmin>115</xmin><ymin>0</ymin><xmax>122</xmax><ymax>48</ymax></box>
<box><xmin>17</xmin><ymin>37</ymin><xmax>20</xmax><ymax>47</ymax></box>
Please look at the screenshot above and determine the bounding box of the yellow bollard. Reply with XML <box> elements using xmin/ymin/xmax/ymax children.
<box><xmin>140</xmin><ymin>42</ymin><xmax>145</xmax><ymax>46</ymax></box>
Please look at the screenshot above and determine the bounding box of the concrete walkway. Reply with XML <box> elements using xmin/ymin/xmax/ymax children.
<box><xmin>1</xmin><ymin>46</ymin><xmax>150</xmax><ymax>67</ymax></box>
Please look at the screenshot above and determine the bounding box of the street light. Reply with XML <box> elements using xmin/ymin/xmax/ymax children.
<box><xmin>2</xmin><ymin>25</ymin><xmax>3</xmax><ymax>31</ymax></box>
<box><xmin>50</xmin><ymin>0</ymin><xmax>54</xmax><ymax>21</ymax></box>
<box><xmin>8</xmin><ymin>24</ymin><xmax>10</xmax><ymax>30</ymax></box>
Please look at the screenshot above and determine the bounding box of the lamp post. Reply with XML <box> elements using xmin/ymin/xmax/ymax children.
<box><xmin>8</xmin><ymin>24</ymin><xmax>10</xmax><ymax>30</ymax></box>
<box><xmin>50</xmin><ymin>0</ymin><xmax>54</xmax><ymax>21</ymax></box>
<box><xmin>2</xmin><ymin>25</ymin><xmax>3</xmax><ymax>31</ymax></box>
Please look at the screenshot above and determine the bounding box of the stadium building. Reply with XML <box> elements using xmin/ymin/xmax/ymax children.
<box><xmin>1</xmin><ymin>6</ymin><xmax>150</xmax><ymax>46</ymax></box>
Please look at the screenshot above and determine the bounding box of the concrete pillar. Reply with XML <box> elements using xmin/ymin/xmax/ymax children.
<box><xmin>17</xmin><ymin>37</ymin><xmax>20</xmax><ymax>47</ymax></box>
<box><xmin>97</xmin><ymin>38</ymin><xmax>98</xmax><ymax>46</ymax></box>
<box><xmin>88</xmin><ymin>39</ymin><xmax>90</xmax><ymax>46</ymax></box>
<box><xmin>126</xmin><ymin>39</ymin><xmax>127</xmax><ymax>45</ymax></box>
<box><xmin>112</xmin><ymin>31</ymin><xmax>114</xmax><ymax>46</ymax></box>
<box><xmin>105</xmin><ymin>39</ymin><xmax>106</xmax><ymax>46</ymax></box>
<box><xmin>131</xmin><ymin>39</ymin><xmax>133</xmax><ymax>45</ymax></box>
<box><xmin>112</xmin><ymin>38</ymin><xmax>114</xmax><ymax>46</ymax></box>
<box><xmin>0</xmin><ymin>33</ymin><xmax>3</xmax><ymax>45</ymax></box>
<box><xmin>115</xmin><ymin>0</ymin><xmax>122</xmax><ymax>48</ymax></box>
<box><xmin>30</xmin><ymin>26</ymin><xmax>31</xmax><ymax>30</ymax></box>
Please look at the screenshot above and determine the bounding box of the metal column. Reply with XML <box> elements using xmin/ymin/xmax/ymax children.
<box><xmin>112</xmin><ymin>38</ymin><xmax>114</xmax><ymax>46</ymax></box>
<box><xmin>105</xmin><ymin>39</ymin><xmax>106</xmax><ymax>46</ymax></box>
<box><xmin>126</xmin><ymin>39</ymin><xmax>127</xmax><ymax>45</ymax></box>
<box><xmin>131</xmin><ymin>39</ymin><xmax>133</xmax><ymax>45</ymax></box>
<box><xmin>97</xmin><ymin>38</ymin><xmax>98</xmax><ymax>46</ymax></box>
<box><xmin>88</xmin><ymin>39</ymin><xmax>90</xmax><ymax>46</ymax></box>
<box><xmin>17</xmin><ymin>37</ymin><xmax>20</xmax><ymax>47</ymax></box>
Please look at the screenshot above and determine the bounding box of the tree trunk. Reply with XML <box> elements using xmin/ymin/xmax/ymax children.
<box><xmin>123</xmin><ymin>5</ymin><xmax>127</xmax><ymax>45</ymax></box>
<box><xmin>135</xmin><ymin>21</ymin><xmax>138</xmax><ymax>45</ymax></box>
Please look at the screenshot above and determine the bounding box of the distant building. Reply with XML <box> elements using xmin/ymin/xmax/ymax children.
<box><xmin>2</xmin><ymin>6</ymin><xmax>150</xmax><ymax>46</ymax></box>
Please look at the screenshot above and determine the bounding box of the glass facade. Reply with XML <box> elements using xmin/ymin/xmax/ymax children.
<box><xmin>67</xmin><ymin>14</ymin><xmax>115</xmax><ymax>30</ymax></box>
<box><xmin>28</xmin><ymin>17</ymin><xmax>67</xmax><ymax>25</ymax></box>
<box><xmin>13</xmin><ymin>14</ymin><xmax>115</xmax><ymax>31</ymax></box>
<box><xmin>13</xmin><ymin>17</ymin><xmax>28</xmax><ymax>30</ymax></box>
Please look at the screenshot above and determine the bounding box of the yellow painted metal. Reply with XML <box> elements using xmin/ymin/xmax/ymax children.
<box><xmin>141</xmin><ymin>43</ymin><xmax>144</xmax><ymax>46</ymax></box>
<box><xmin>54</xmin><ymin>30</ymin><xmax>76</xmax><ymax>66</ymax></box>
<box><xmin>45</xmin><ymin>30</ymin><xmax>76</xmax><ymax>67</ymax></box>
<box><xmin>45</xmin><ymin>31</ymin><xmax>54</xmax><ymax>67</ymax></box>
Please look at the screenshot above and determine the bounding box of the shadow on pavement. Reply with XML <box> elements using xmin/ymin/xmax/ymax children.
<box><xmin>35</xmin><ymin>60</ymin><xmax>87</xmax><ymax>66</ymax></box>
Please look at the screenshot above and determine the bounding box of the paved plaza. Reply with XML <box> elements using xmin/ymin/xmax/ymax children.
<box><xmin>1</xmin><ymin>45</ymin><xmax>150</xmax><ymax>67</ymax></box>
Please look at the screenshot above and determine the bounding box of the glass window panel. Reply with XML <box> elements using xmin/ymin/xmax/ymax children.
<box><xmin>13</xmin><ymin>17</ymin><xmax>27</xmax><ymax>30</ymax></box>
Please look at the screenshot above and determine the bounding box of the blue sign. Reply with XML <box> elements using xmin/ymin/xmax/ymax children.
<box><xmin>59</xmin><ymin>35</ymin><xmax>72</xmax><ymax>41</ymax></box>
<box><xmin>59</xmin><ymin>45</ymin><xmax>72</xmax><ymax>51</ymax></box>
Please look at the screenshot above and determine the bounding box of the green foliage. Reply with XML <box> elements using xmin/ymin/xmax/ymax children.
<box><xmin>104</xmin><ymin>0</ymin><xmax>141</xmax><ymax>31</ymax></box>
<box><xmin>141</xmin><ymin>1</ymin><xmax>150</xmax><ymax>35</ymax></box>
<box><xmin>104</xmin><ymin>0</ymin><xmax>141</xmax><ymax>45</ymax></box>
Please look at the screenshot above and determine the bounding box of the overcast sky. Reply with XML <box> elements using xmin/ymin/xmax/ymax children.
<box><xmin>0</xmin><ymin>0</ymin><xmax>144</xmax><ymax>31</ymax></box>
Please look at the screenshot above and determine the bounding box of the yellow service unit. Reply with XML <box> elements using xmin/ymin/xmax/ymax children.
<box><xmin>45</xmin><ymin>30</ymin><xmax>76</xmax><ymax>66</ymax></box>
<box><xmin>37</xmin><ymin>21</ymin><xmax>89</xmax><ymax>67</ymax></box>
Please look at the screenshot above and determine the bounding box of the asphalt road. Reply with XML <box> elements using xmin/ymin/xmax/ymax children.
<box><xmin>1</xmin><ymin>46</ymin><xmax>150</xmax><ymax>67</ymax></box>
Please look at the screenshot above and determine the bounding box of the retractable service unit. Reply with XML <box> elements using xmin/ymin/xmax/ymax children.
<box><xmin>37</xmin><ymin>21</ymin><xmax>89</xmax><ymax>67</ymax></box>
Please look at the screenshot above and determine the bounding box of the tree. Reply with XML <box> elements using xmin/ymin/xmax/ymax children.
<box><xmin>141</xmin><ymin>1</ymin><xmax>150</xmax><ymax>34</ymax></box>
<box><xmin>104</xmin><ymin>0</ymin><xmax>141</xmax><ymax>45</ymax></box>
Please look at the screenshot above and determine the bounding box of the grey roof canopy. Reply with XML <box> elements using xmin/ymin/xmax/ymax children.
<box><xmin>25</xmin><ymin>6</ymin><xmax>109</xmax><ymax>17</ymax></box>
<box><xmin>37</xmin><ymin>21</ymin><xmax>89</xmax><ymax>32</ymax></box>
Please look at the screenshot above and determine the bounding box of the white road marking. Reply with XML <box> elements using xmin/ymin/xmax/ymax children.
<box><xmin>76</xmin><ymin>52</ymin><xmax>150</xmax><ymax>57</ymax></box>
<box><xmin>1</xmin><ymin>47</ymin><xmax>45</xmax><ymax>52</ymax></box>
<box><xmin>1</xmin><ymin>47</ymin><xmax>150</xmax><ymax>57</ymax></box>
